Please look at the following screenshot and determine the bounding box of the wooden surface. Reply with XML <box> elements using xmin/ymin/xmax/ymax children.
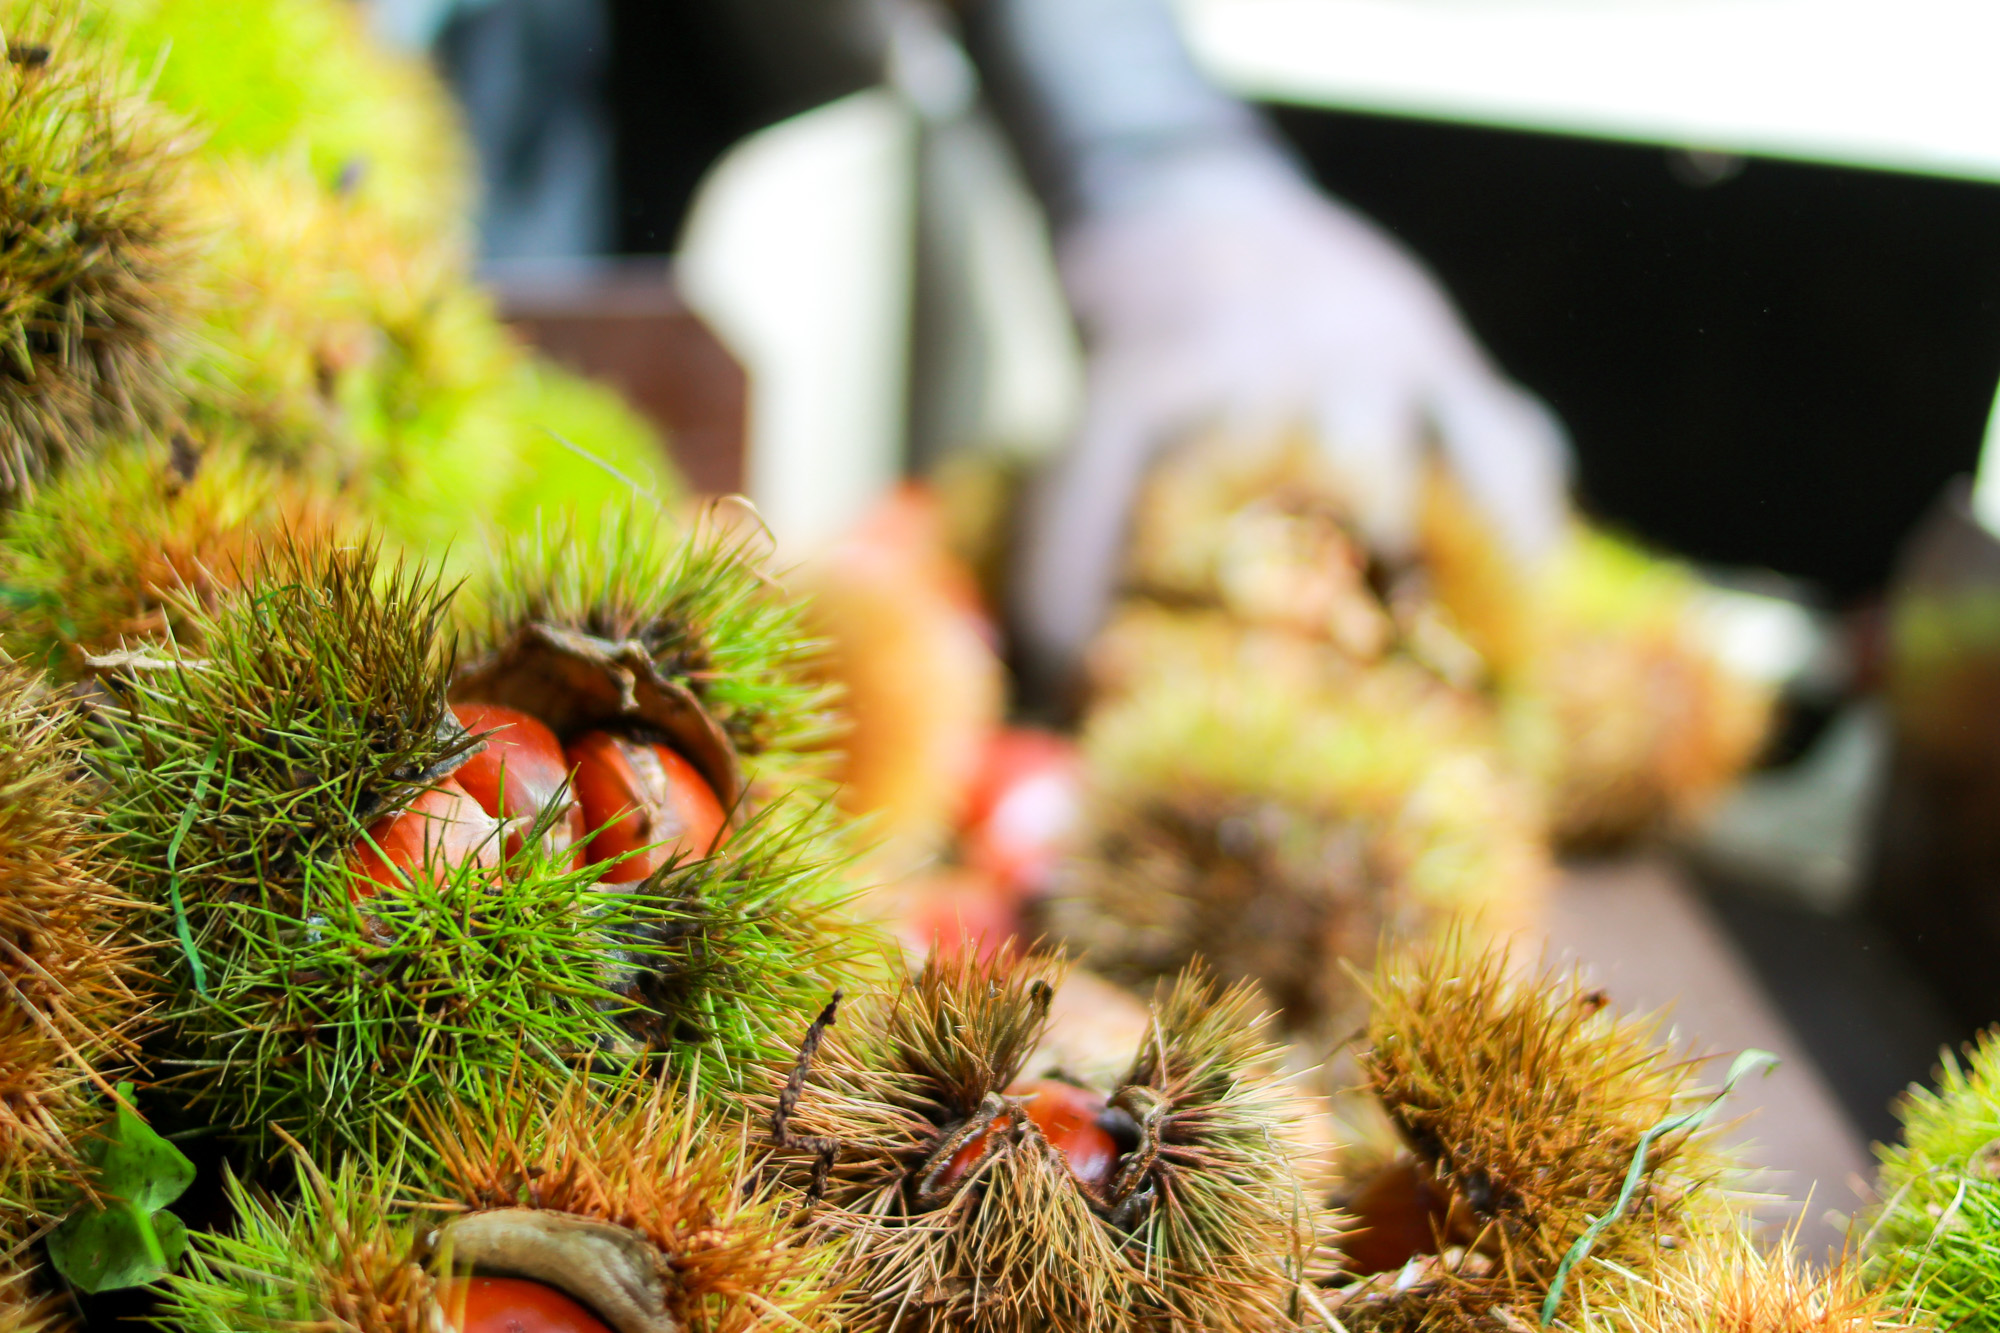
<box><xmin>1544</xmin><ymin>857</ymin><xmax>1873</xmax><ymax>1257</ymax></box>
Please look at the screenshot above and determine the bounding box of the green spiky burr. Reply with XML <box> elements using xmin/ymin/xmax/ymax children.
<box><xmin>158</xmin><ymin>1068</ymin><xmax>839</xmax><ymax>1333</ymax></box>
<box><xmin>1116</xmin><ymin>430</ymin><xmax>1489</xmax><ymax>687</ymax></box>
<box><xmin>167</xmin><ymin>158</ymin><xmax>682</xmax><ymax>569</ymax></box>
<box><xmin>96</xmin><ymin>0</ymin><xmax>471</xmax><ymax>241</ymax></box>
<box><xmin>172</xmin><ymin>156</ymin><xmax>510</xmax><ymax>482</ymax></box>
<box><xmin>88</xmin><ymin>535</ymin><xmax>634</xmax><ymax>1149</ymax></box>
<box><xmin>1075</xmin><ymin>428</ymin><xmax>1548</xmax><ymax>1070</ymax></box>
<box><xmin>613</xmin><ymin>805</ymin><xmax>871</xmax><ymax>1104</ymax></box>
<box><xmin>1501</xmin><ymin>529</ymin><xmax>1772</xmax><ymax>851</ymax></box>
<box><xmin>453</xmin><ymin>503</ymin><xmax>870</xmax><ymax>1100</ymax></box>
<box><xmin>1866</xmin><ymin>1029</ymin><xmax>2000</xmax><ymax>1332</ymax></box>
<box><xmin>365</xmin><ymin>356</ymin><xmax>687</xmax><ymax>578</ymax></box>
<box><xmin>93</xmin><ymin>532</ymin><xmax>868</xmax><ymax>1148</ymax></box>
<box><xmin>480</xmin><ymin>362</ymin><xmax>688</xmax><ymax>540</ymax></box>
<box><xmin>0</xmin><ymin>0</ymin><xmax>194</xmax><ymax>496</ymax></box>
<box><xmin>1118</xmin><ymin>430</ymin><xmax>1770</xmax><ymax>856</ymax></box>
<box><xmin>68</xmin><ymin>0</ymin><xmax>683</xmax><ymax>566</ymax></box>
<box><xmin>1329</xmin><ymin>936</ymin><xmax>1746</xmax><ymax>1333</ymax></box>
<box><xmin>465</xmin><ymin>506</ymin><xmax>843</xmax><ymax>802</ymax></box>
<box><xmin>1420</xmin><ymin>475</ymin><xmax>1773</xmax><ymax>852</ymax></box>
<box><xmin>0</xmin><ymin>430</ymin><xmax>336</xmax><ymax>679</ymax></box>
<box><xmin>764</xmin><ymin>948</ymin><xmax>1321</xmax><ymax>1333</ymax></box>
<box><xmin>90</xmin><ymin>534</ymin><xmax>544</xmax><ymax>1146</ymax></box>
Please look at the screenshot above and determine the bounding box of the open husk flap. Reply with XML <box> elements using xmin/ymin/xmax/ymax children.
<box><xmin>428</xmin><ymin>1209</ymin><xmax>682</xmax><ymax>1333</ymax></box>
<box><xmin>453</xmin><ymin>623</ymin><xmax>744</xmax><ymax>814</ymax></box>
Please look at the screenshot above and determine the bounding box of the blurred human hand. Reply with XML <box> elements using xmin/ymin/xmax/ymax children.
<box><xmin>1012</xmin><ymin>152</ymin><xmax>1571</xmax><ymax>696</ymax></box>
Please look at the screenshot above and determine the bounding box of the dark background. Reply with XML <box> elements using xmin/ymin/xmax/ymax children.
<box><xmin>1270</xmin><ymin>105</ymin><xmax>2000</xmax><ymax>602</ymax></box>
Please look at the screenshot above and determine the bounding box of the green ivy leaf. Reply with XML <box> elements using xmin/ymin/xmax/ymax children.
<box><xmin>46</xmin><ymin>1085</ymin><xmax>196</xmax><ymax>1294</ymax></box>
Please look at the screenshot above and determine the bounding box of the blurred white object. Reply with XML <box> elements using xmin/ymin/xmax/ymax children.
<box><xmin>888</xmin><ymin>0</ymin><xmax>1085</xmax><ymax>468</ymax></box>
<box><xmin>1181</xmin><ymin>0</ymin><xmax>2000</xmax><ymax>185</ymax></box>
<box><xmin>922</xmin><ymin>116</ymin><xmax>1086</xmax><ymax>463</ymax></box>
<box><xmin>678</xmin><ymin>79</ymin><xmax>1082</xmax><ymax>552</ymax></box>
<box><xmin>1970</xmin><ymin>379</ymin><xmax>2000</xmax><ymax>538</ymax></box>
<box><xmin>888</xmin><ymin>0</ymin><xmax>1080</xmax><ymax>466</ymax></box>
<box><xmin>678</xmin><ymin>92</ymin><xmax>916</xmax><ymax>556</ymax></box>
<box><xmin>1014</xmin><ymin>150</ymin><xmax>1571</xmax><ymax>684</ymax></box>
<box><xmin>1679</xmin><ymin>581</ymin><xmax>1878</xmax><ymax>912</ymax></box>
<box><xmin>1688</xmin><ymin>585</ymin><xmax>1825</xmax><ymax>689</ymax></box>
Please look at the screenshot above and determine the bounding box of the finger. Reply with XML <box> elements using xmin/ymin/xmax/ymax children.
<box><xmin>1429</xmin><ymin>375</ymin><xmax>1574</xmax><ymax>565</ymax></box>
<box><xmin>1009</xmin><ymin>367</ymin><xmax>1200</xmax><ymax>706</ymax></box>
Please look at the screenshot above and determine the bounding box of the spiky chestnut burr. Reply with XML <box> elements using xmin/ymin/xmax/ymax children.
<box><xmin>0</xmin><ymin>0</ymin><xmax>193</xmax><ymax>496</ymax></box>
<box><xmin>157</xmin><ymin>1069</ymin><xmax>839</xmax><ymax>1333</ymax></box>
<box><xmin>1118</xmin><ymin>431</ymin><xmax>1768</xmax><ymax>853</ymax></box>
<box><xmin>1502</xmin><ymin>530</ymin><xmax>1772</xmax><ymax>851</ymax></box>
<box><xmin>167</xmin><ymin>161</ymin><xmax>680</xmax><ymax>571</ymax></box>
<box><xmin>0</xmin><ymin>659</ymin><xmax>157</xmax><ymax>1328</ymax></box>
<box><xmin>455</xmin><ymin>505</ymin><xmax>870</xmax><ymax>1100</ymax></box>
<box><xmin>463</xmin><ymin>507</ymin><xmax>843</xmax><ymax>806</ymax></box>
<box><xmin>1865</xmin><ymin>1028</ymin><xmax>2000</xmax><ymax>1332</ymax></box>
<box><xmin>94</xmin><ymin>534</ymin><xmax>866</xmax><ymax>1145</ymax></box>
<box><xmin>0</xmin><ymin>654</ymin><xmax>144</xmax><ymax>1209</ymax></box>
<box><xmin>765</xmin><ymin>947</ymin><xmax>1321</xmax><ymax>1333</ymax></box>
<box><xmin>1590</xmin><ymin>1224</ymin><xmax>1921</xmax><ymax>1333</ymax></box>
<box><xmin>81</xmin><ymin>539</ymin><xmax>586</xmax><ymax>1134</ymax></box>
<box><xmin>0</xmin><ymin>1242</ymin><xmax>65</xmax><ymax>1333</ymax></box>
<box><xmin>1419</xmin><ymin>476</ymin><xmax>1772</xmax><ymax>851</ymax></box>
<box><xmin>607</xmin><ymin>799</ymin><xmax>874</xmax><ymax>1105</ymax></box>
<box><xmin>354</xmin><ymin>352</ymin><xmax>690</xmax><ymax>581</ymax></box>
<box><xmin>173</xmin><ymin>157</ymin><xmax>509</xmax><ymax>484</ymax></box>
<box><xmin>1046</xmin><ymin>663</ymin><xmax>1547</xmax><ymax>1061</ymax></box>
<box><xmin>1118</xmin><ymin>431</ymin><xmax>1489</xmax><ymax>687</ymax></box>
<box><xmin>87</xmin><ymin>534</ymin><xmax>529</xmax><ymax>1144</ymax></box>
<box><xmin>0</xmin><ymin>431</ymin><xmax>335</xmax><ymax>679</ymax></box>
<box><xmin>476</xmin><ymin>365</ymin><xmax>688</xmax><ymax>551</ymax></box>
<box><xmin>100</xmin><ymin>0</ymin><xmax>472</xmax><ymax>241</ymax></box>
<box><xmin>1330</xmin><ymin>937</ymin><xmax>1740</xmax><ymax>1333</ymax></box>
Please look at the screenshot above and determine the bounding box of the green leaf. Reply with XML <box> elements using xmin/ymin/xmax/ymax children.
<box><xmin>46</xmin><ymin>1086</ymin><xmax>196</xmax><ymax>1294</ymax></box>
<box><xmin>152</xmin><ymin>1212</ymin><xmax>190</xmax><ymax>1267</ymax></box>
